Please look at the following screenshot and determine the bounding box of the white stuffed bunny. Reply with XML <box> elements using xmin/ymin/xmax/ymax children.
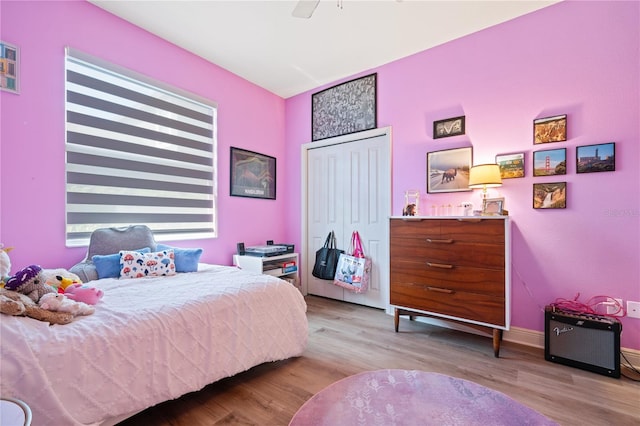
<box><xmin>39</xmin><ymin>293</ymin><xmax>95</xmax><ymax>316</ymax></box>
<box><xmin>0</xmin><ymin>244</ymin><xmax>12</xmax><ymax>282</ymax></box>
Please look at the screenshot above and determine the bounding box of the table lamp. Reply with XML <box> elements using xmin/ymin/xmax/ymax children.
<box><xmin>468</xmin><ymin>164</ymin><xmax>502</xmax><ymax>199</ymax></box>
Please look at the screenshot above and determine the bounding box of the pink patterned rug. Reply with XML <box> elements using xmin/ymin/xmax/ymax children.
<box><xmin>289</xmin><ymin>370</ymin><xmax>558</xmax><ymax>426</ymax></box>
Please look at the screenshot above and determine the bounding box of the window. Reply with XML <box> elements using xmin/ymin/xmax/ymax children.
<box><xmin>65</xmin><ymin>48</ymin><xmax>217</xmax><ymax>246</ymax></box>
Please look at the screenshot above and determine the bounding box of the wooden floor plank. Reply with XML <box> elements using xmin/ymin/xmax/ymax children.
<box><xmin>117</xmin><ymin>295</ymin><xmax>640</xmax><ymax>426</ymax></box>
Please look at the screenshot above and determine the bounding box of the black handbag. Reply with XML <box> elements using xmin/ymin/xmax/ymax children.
<box><xmin>312</xmin><ymin>231</ymin><xmax>343</xmax><ymax>280</ymax></box>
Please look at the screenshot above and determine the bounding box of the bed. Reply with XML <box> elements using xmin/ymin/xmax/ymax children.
<box><xmin>0</xmin><ymin>227</ymin><xmax>308</xmax><ymax>426</ymax></box>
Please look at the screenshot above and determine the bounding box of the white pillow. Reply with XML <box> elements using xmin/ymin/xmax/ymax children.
<box><xmin>119</xmin><ymin>249</ymin><xmax>177</xmax><ymax>279</ymax></box>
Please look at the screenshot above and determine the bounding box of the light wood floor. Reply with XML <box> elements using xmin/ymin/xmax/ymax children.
<box><xmin>118</xmin><ymin>295</ymin><xmax>640</xmax><ymax>426</ymax></box>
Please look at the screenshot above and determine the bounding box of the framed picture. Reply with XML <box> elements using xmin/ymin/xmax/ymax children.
<box><xmin>426</xmin><ymin>146</ymin><xmax>473</xmax><ymax>193</ymax></box>
<box><xmin>496</xmin><ymin>152</ymin><xmax>525</xmax><ymax>179</ymax></box>
<box><xmin>230</xmin><ymin>147</ymin><xmax>276</xmax><ymax>200</ymax></box>
<box><xmin>433</xmin><ymin>116</ymin><xmax>465</xmax><ymax>139</ymax></box>
<box><xmin>534</xmin><ymin>114</ymin><xmax>567</xmax><ymax>144</ymax></box>
<box><xmin>0</xmin><ymin>41</ymin><xmax>19</xmax><ymax>93</ymax></box>
<box><xmin>533</xmin><ymin>182</ymin><xmax>566</xmax><ymax>209</ymax></box>
<box><xmin>576</xmin><ymin>142</ymin><xmax>615</xmax><ymax>174</ymax></box>
<box><xmin>312</xmin><ymin>73</ymin><xmax>377</xmax><ymax>141</ymax></box>
<box><xmin>533</xmin><ymin>148</ymin><xmax>566</xmax><ymax>176</ymax></box>
<box><xmin>483</xmin><ymin>197</ymin><xmax>505</xmax><ymax>216</ymax></box>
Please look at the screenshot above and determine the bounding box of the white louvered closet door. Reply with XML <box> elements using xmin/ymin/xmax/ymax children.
<box><xmin>303</xmin><ymin>127</ymin><xmax>391</xmax><ymax>309</ymax></box>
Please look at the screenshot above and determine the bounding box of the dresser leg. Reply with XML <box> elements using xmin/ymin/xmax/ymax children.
<box><xmin>493</xmin><ymin>329</ymin><xmax>503</xmax><ymax>358</ymax></box>
<box><xmin>394</xmin><ymin>308</ymin><xmax>400</xmax><ymax>332</ymax></box>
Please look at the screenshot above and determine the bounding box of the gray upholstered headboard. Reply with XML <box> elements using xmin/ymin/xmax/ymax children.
<box><xmin>69</xmin><ymin>225</ymin><xmax>157</xmax><ymax>282</ymax></box>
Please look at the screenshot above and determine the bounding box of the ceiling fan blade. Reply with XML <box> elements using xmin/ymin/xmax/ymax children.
<box><xmin>292</xmin><ymin>0</ymin><xmax>320</xmax><ymax>19</ymax></box>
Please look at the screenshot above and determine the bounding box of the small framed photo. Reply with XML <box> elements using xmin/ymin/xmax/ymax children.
<box><xmin>533</xmin><ymin>182</ymin><xmax>566</xmax><ymax>209</ymax></box>
<box><xmin>426</xmin><ymin>146</ymin><xmax>472</xmax><ymax>193</ymax></box>
<box><xmin>576</xmin><ymin>142</ymin><xmax>615</xmax><ymax>174</ymax></box>
<box><xmin>496</xmin><ymin>152</ymin><xmax>525</xmax><ymax>179</ymax></box>
<box><xmin>433</xmin><ymin>116</ymin><xmax>465</xmax><ymax>139</ymax></box>
<box><xmin>483</xmin><ymin>197</ymin><xmax>505</xmax><ymax>216</ymax></box>
<box><xmin>1</xmin><ymin>41</ymin><xmax>19</xmax><ymax>94</ymax></box>
<box><xmin>533</xmin><ymin>148</ymin><xmax>566</xmax><ymax>176</ymax></box>
<box><xmin>230</xmin><ymin>147</ymin><xmax>276</xmax><ymax>200</ymax></box>
<box><xmin>534</xmin><ymin>114</ymin><xmax>567</xmax><ymax>144</ymax></box>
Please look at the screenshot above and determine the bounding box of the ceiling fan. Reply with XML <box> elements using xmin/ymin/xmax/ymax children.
<box><xmin>291</xmin><ymin>0</ymin><xmax>321</xmax><ymax>19</ymax></box>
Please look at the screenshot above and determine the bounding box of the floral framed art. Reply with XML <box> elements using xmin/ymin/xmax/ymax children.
<box><xmin>311</xmin><ymin>73</ymin><xmax>377</xmax><ymax>141</ymax></box>
<box><xmin>426</xmin><ymin>146</ymin><xmax>472</xmax><ymax>193</ymax></box>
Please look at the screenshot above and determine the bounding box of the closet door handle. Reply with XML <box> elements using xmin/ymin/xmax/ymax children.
<box><xmin>426</xmin><ymin>262</ymin><xmax>453</xmax><ymax>269</ymax></box>
<box><xmin>427</xmin><ymin>286</ymin><xmax>454</xmax><ymax>294</ymax></box>
<box><xmin>426</xmin><ymin>238</ymin><xmax>453</xmax><ymax>244</ymax></box>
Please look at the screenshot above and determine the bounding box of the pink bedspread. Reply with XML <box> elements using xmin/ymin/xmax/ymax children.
<box><xmin>0</xmin><ymin>264</ymin><xmax>308</xmax><ymax>425</ymax></box>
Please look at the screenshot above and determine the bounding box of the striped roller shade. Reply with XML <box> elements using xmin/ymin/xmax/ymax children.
<box><xmin>65</xmin><ymin>48</ymin><xmax>217</xmax><ymax>246</ymax></box>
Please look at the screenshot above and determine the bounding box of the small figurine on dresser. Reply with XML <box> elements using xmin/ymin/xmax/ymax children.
<box><xmin>403</xmin><ymin>189</ymin><xmax>420</xmax><ymax>216</ymax></box>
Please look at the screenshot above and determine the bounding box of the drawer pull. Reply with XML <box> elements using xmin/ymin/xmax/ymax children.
<box><xmin>426</xmin><ymin>238</ymin><xmax>453</xmax><ymax>244</ymax></box>
<box><xmin>456</xmin><ymin>218</ymin><xmax>482</xmax><ymax>223</ymax></box>
<box><xmin>427</xmin><ymin>286</ymin><xmax>454</xmax><ymax>294</ymax></box>
<box><xmin>426</xmin><ymin>262</ymin><xmax>454</xmax><ymax>269</ymax></box>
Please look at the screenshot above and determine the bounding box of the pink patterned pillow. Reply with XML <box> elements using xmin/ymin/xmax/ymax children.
<box><xmin>119</xmin><ymin>249</ymin><xmax>176</xmax><ymax>279</ymax></box>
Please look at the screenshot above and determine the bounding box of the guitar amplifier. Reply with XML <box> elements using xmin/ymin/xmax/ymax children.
<box><xmin>544</xmin><ymin>306</ymin><xmax>620</xmax><ymax>378</ymax></box>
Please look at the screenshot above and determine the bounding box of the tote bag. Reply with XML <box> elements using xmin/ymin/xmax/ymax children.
<box><xmin>312</xmin><ymin>231</ymin><xmax>343</xmax><ymax>280</ymax></box>
<box><xmin>334</xmin><ymin>231</ymin><xmax>371</xmax><ymax>293</ymax></box>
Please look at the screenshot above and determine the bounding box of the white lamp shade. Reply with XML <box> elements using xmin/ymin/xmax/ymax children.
<box><xmin>468</xmin><ymin>164</ymin><xmax>502</xmax><ymax>189</ymax></box>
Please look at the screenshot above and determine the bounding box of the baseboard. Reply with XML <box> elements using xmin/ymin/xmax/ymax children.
<box><xmin>406</xmin><ymin>315</ymin><xmax>640</xmax><ymax>369</ymax></box>
<box><xmin>504</xmin><ymin>326</ymin><xmax>640</xmax><ymax>369</ymax></box>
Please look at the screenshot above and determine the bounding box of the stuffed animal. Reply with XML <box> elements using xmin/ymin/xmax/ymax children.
<box><xmin>4</xmin><ymin>265</ymin><xmax>56</xmax><ymax>303</ymax></box>
<box><xmin>41</xmin><ymin>268</ymin><xmax>83</xmax><ymax>293</ymax></box>
<box><xmin>39</xmin><ymin>293</ymin><xmax>95</xmax><ymax>316</ymax></box>
<box><xmin>0</xmin><ymin>244</ymin><xmax>13</xmax><ymax>285</ymax></box>
<box><xmin>0</xmin><ymin>288</ymin><xmax>74</xmax><ymax>325</ymax></box>
<box><xmin>63</xmin><ymin>283</ymin><xmax>104</xmax><ymax>305</ymax></box>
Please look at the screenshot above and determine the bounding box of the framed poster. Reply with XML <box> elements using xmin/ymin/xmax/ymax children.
<box><xmin>534</xmin><ymin>114</ymin><xmax>567</xmax><ymax>144</ymax></box>
<box><xmin>426</xmin><ymin>146</ymin><xmax>473</xmax><ymax>193</ymax></box>
<box><xmin>230</xmin><ymin>147</ymin><xmax>276</xmax><ymax>200</ymax></box>
<box><xmin>533</xmin><ymin>182</ymin><xmax>566</xmax><ymax>209</ymax></box>
<box><xmin>533</xmin><ymin>148</ymin><xmax>566</xmax><ymax>176</ymax></box>
<box><xmin>576</xmin><ymin>142</ymin><xmax>615</xmax><ymax>173</ymax></box>
<box><xmin>312</xmin><ymin>73</ymin><xmax>377</xmax><ymax>141</ymax></box>
<box><xmin>0</xmin><ymin>41</ymin><xmax>19</xmax><ymax>93</ymax></box>
<box><xmin>433</xmin><ymin>116</ymin><xmax>465</xmax><ymax>139</ymax></box>
<box><xmin>496</xmin><ymin>152</ymin><xmax>525</xmax><ymax>179</ymax></box>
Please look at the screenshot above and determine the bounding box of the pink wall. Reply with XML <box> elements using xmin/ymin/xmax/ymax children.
<box><xmin>285</xmin><ymin>1</ymin><xmax>640</xmax><ymax>350</ymax></box>
<box><xmin>0</xmin><ymin>1</ymin><xmax>289</xmax><ymax>268</ymax></box>
<box><xmin>1</xmin><ymin>1</ymin><xmax>638</xmax><ymax>350</ymax></box>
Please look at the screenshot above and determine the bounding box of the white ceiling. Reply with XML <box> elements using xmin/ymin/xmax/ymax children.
<box><xmin>90</xmin><ymin>0</ymin><xmax>559</xmax><ymax>98</ymax></box>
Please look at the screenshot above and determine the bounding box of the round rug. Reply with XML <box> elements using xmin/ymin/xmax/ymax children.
<box><xmin>289</xmin><ymin>369</ymin><xmax>558</xmax><ymax>426</ymax></box>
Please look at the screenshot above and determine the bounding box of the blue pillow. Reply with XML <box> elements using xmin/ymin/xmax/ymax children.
<box><xmin>156</xmin><ymin>244</ymin><xmax>203</xmax><ymax>273</ymax></box>
<box><xmin>92</xmin><ymin>247</ymin><xmax>151</xmax><ymax>279</ymax></box>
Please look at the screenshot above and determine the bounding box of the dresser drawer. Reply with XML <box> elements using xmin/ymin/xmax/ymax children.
<box><xmin>390</xmin><ymin>264</ymin><xmax>504</xmax><ymax>296</ymax></box>
<box><xmin>390</xmin><ymin>218</ymin><xmax>504</xmax><ymax>243</ymax></box>
<box><xmin>390</xmin><ymin>238</ymin><xmax>504</xmax><ymax>269</ymax></box>
<box><xmin>390</xmin><ymin>281</ymin><xmax>506</xmax><ymax>327</ymax></box>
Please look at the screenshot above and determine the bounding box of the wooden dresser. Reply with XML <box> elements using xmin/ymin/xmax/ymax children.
<box><xmin>389</xmin><ymin>216</ymin><xmax>510</xmax><ymax>357</ymax></box>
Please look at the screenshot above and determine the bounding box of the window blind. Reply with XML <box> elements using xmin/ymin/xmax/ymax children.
<box><xmin>65</xmin><ymin>48</ymin><xmax>217</xmax><ymax>246</ymax></box>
